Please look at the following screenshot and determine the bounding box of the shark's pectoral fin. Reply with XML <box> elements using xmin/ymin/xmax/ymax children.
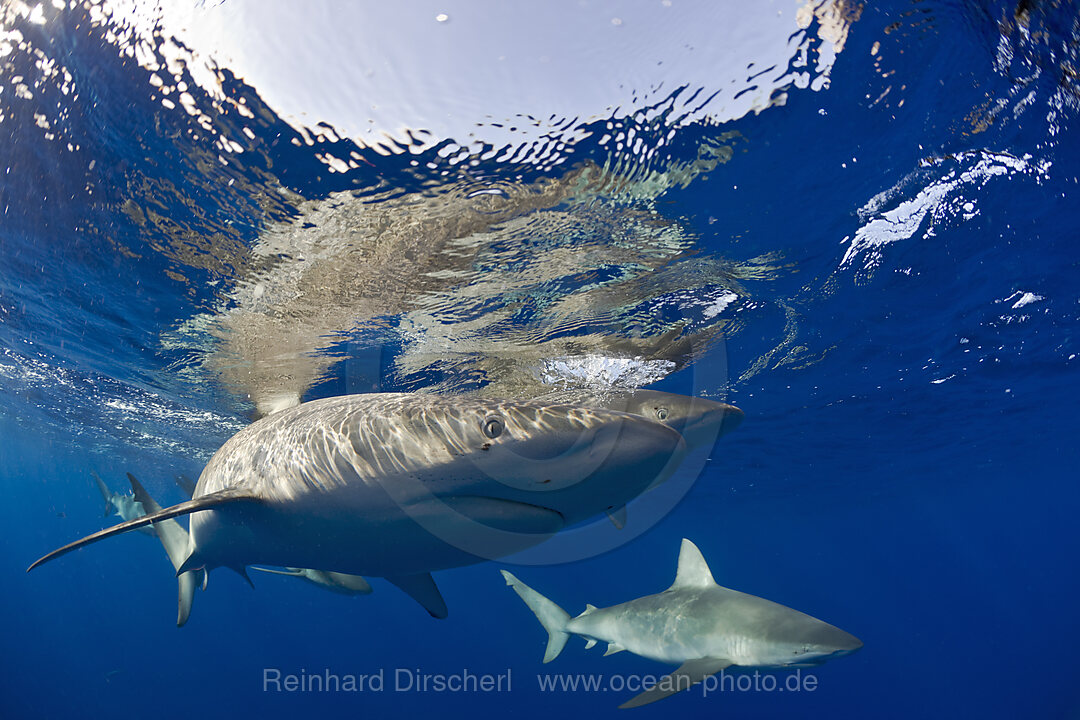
<box><xmin>28</xmin><ymin>488</ymin><xmax>258</xmax><ymax>572</ymax></box>
<box><xmin>230</xmin><ymin>566</ymin><xmax>255</xmax><ymax>588</ymax></box>
<box><xmin>618</xmin><ymin>658</ymin><xmax>733</xmax><ymax>710</ymax></box>
<box><xmin>386</xmin><ymin>573</ymin><xmax>448</xmax><ymax>619</ymax></box>
<box><xmin>606</xmin><ymin>506</ymin><xmax>627</xmax><ymax>530</ymax></box>
<box><xmin>603</xmin><ymin>642</ymin><xmax>625</xmax><ymax>657</ymax></box>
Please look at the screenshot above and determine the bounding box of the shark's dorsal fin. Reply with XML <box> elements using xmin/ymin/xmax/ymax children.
<box><xmin>669</xmin><ymin>538</ymin><xmax>715</xmax><ymax>589</ymax></box>
<box><xmin>27</xmin><ymin>488</ymin><xmax>258</xmax><ymax>572</ymax></box>
<box><xmin>386</xmin><ymin>573</ymin><xmax>448</xmax><ymax>619</ymax></box>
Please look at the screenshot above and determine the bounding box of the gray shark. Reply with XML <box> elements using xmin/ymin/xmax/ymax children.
<box><xmin>250</xmin><ymin>567</ymin><xmax>374</xmax><ymax>595</ymax></box>
<box><xmin>91</xmin><ymin>471</ymin><xmax>155</xmax><ymax>536</ymax></box>
<box><xmin>501</xmin><ymin>538</ymin><xmax>861</xmax><ymax>708</ymax></box>
<box><xmin>30</xmin><ymin>393</ymin><xmax>691</xmax><ymax>619</ymax></box>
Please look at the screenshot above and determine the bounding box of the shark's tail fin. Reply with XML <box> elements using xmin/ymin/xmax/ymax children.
<box><xmin>126</xmin><ymin>473</ymin><xmax>205</xmax><ymax>627</ymax></box>
<box><xmin>501</xmin><ymin>570</ymin><xmax>571</xmax><ymax>663</ymax></box>
<box><xmin>91</xmin><ymin>471</ymin><xmax>112</xmax><ymax>518</ymax></box>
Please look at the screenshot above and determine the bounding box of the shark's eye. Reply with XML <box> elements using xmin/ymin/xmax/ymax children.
<box><xmin>655</xmin><ymin>407</ymin><xmax>669</xmax><ymax>421</ymax></box>
<box><xmin>482</xmin><ymin>415</ymin><xmax>505</xmax><ymax>439</ymax></box>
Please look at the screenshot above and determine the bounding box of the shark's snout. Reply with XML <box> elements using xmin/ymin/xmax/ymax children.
<box><xmin>699</xmin><ymin>402</ymin><xmax>743</xmax><ymax>437</ymax></box>
<box><xmin>832</xmin><ymin>631</ymin><xmax>863</xmax><ymax>655</ymax></box>
<box><xmin>805</xmin><ymin>623</ymin><xmax>863</xmax><ymax>660</ymax></box>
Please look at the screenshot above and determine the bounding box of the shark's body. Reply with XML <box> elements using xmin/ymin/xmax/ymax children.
<box><xmin>32</xmin><ymin>393</ymin><xmax>694</xmax><ymax>619</ymax></box>
<box><xmin>502</xmin><ymin>539</ymin><xmax>861</xmax><ymax>708</ymax></box>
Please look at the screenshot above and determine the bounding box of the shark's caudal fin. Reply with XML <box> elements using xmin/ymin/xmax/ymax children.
<box><xmin>501</xmin><ymin>570</ymin><xmax>571</xmax><ymax>663</ymax></box>
<box><xmin>91</xmin><ymin>471</ymin><xmax>112</xmax><ymax>518</ymax></box>
<box><xmin>27</xmin><ymin>488</ymin><xmax>257</xmax><ymax>572</ymax></box>
<box><xmin>126</xmin><ymin>473</ymin><xmax>205</xmax><ymax>627</ymax></box>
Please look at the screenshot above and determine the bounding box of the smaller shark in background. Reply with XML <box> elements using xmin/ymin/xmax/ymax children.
<box><xmin>92</xmin><ymin>471</ymin><xmax>155</xmax><ymax>536</ymax></box>
<box><xmin>250</xmin><ymin>567</ymin><xmax>373</xmax><ymax>595</ymax></box>
<box><xmin>502</xmin><ymin>539</ymin><xmax>862</xmax><ymax>709</ymax></box>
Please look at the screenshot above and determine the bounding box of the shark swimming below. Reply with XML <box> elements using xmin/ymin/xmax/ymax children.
<box><xmin>30</xmin><ymin>392</ymin><xmax>718</xmax><ymax>619</ymax></box>
<box><xmin>502</xmin><ymin>538</ymin><xmax>862</xmax><ymax>708</ymax></box>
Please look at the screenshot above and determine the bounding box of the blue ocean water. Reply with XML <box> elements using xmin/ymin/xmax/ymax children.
<box><xmin>1</xmin><ymin>1</ymin><xmax>1078</xmax><ymax>718</ymax></box>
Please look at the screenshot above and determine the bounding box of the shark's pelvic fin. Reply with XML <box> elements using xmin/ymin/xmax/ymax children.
<box><xmin>669</xmin><ymin>538</ymin><xmax>716</xmax><ymax>590</ymax></box>
<box><xmin>324</xmin><ymin>572</ymin><xmax>374</xmax><ymax>594</ymax></box>
<box><xmin>126</xmin><ymin>472</ymin><xmax>203</xmax><ymax>627</ymax></box>
<box><xmin>386</xmin><ymin>573</ymin><xmax>448</xmax><ymax>619</ymax></box>
<box><xmin>606</xmin><ymin>505</ymin><xmax>627</xmax><ymax>530</ymax></box>
<box><xmin>501</xmin><ymin>570</ymin><xmax>571</xmax><ymax>663</ymax></box>
<box><xmin>584</xmin><ymin>639</ymin><xmax>597</xmax><ymax>650</ymax></box>
<box><xmin>27</xmin><ymin>488</ymin><xmax>258</xmax><ymax>572</ymax></box>
<box><xmin>603</xmin><ymin>642</ymin><xmax>625</xmax><ymax>657</ymax></box>
<box><xmin>229</xmin><ymin>566</ymin><xmax>255</xmax><ymax>588</ymax></box>
<box><xmin>618</xmin><ymin>658</ymin><xmax>733</xmax><ymax>709</ymax></box>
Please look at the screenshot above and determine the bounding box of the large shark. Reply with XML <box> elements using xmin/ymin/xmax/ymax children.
<box><xmin>501</xmin><ymin>538</ymin><xmax>862</xmax><ymax>708</ymax></box>
<box><xmin>30</xmin><ymin>393</ymin><xmax>693</xmax><ymax>619</ymax></box>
